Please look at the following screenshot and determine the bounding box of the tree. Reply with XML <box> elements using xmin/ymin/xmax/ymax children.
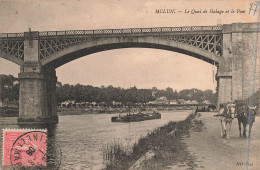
<box><xmin>165</xmin><ymin>87</ymin><xmax>174</xmax><ymax>100</ymax></box>
<box><xmin>0</xmin><ymin>74</ymin><xmax>19</xmax><ymax>101</ymax></box>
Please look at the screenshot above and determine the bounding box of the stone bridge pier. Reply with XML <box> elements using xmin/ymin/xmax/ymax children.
<box><xmin>18</xmin><ymin>33</ymin><xmax>58</xmax><ymax>124</ymax></box>
<box><xmin>217</xmin><ymin>23</ymin><xmax>260</xmax><ymax>107</ymax></box>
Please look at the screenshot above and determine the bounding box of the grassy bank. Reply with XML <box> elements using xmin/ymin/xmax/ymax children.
<box><xmin>103</xmin><ymin>110</ymin><xmax>203</xmax><ymax>170</ymax></box>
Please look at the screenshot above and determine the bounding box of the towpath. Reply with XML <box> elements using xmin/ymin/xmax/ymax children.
<box><xmin>169</xmin><ymin>112</ymin><xmax>260</xmax><ymax>170</ymax></box>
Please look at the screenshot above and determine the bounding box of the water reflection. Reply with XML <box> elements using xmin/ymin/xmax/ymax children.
<box><xmin>22</xmin><ymin>124</ymin><xmax>61</xmax><ymax>169</ymax></box>
<box><xmin>0</xmin><ymin>111</ymin><xmax>191</xmax><ymax>170</ymax></box>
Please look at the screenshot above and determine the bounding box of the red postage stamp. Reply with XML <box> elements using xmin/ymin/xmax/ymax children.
<box><xmin>2</xmin><ymin>129</ymin><xmax>47</xmax><ymax>166</ymax></box>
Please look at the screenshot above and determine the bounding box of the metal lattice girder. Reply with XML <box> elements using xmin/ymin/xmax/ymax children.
<box><xmin>163</xmin><ymin>35</ymin><xmax>222</xmax><ymax>56</ymax></box>
<box><xmin>39</xmin><ymin>34</ymin><xmax>222</xmax><ymax>60</ymax></box>
<box><xmin>0</xmin><ymin>25</ymin><xmax>223</xmax><ymax>62</ymax></box>
<box><xmin>39</xmin><ymin>38</ymin><xmax>93</xmax><ymax>60</ymax></box>
<box><xmin>0</xmin><ymin>40</ymin><xmax>24</xmax><ymax>60</ymax></box>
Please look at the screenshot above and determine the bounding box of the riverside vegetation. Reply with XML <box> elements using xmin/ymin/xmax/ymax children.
<box><xmin>103</xmin><ymin>110</ymin><xmax>204</xmax><ymax>170</ymax></box>
<box><xmin>1</xmin><ymin>74</ymin><xmax>217</xmax><ymax>108</ymax></box>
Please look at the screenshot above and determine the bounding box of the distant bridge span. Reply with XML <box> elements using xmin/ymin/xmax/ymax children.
<box><xmin>0</xmin><ymin>23</ymin><xmax>259</xmax><ymax>124</ymax></box>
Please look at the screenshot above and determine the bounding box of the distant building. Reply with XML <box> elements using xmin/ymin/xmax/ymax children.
<box><xmin>202</xmin><ymin>100</ymin><xmax>211</xmax><ymax>104</ymax></box>
<box><xmin>91</xmin><ymin>102</ymin><xmax>97</xmax><ymax>106</ymax></box>
<box><xmin>177</xmin><ymin>99</ymin><xmax>185</xmax><ymax>104</ymax></box>
<box><xmin>168</xmin><ymin>100</ymin><xmax>178</xmax><ymax>105</ymax></box>
<box><xmin>184</xmin><ymin>100</ymin><xmax>192</xmax><ymax>104</ymax></box>
<box><xmin>149</xmin><ymin>96</ymin><xmax>168</xmax><ymax>104</ymax></box>
<box><xmin>191</xmin><ymin>100</ymin><xmax>198</xmax><ymax>104</ymax></box>
<box><xmin>112</xmin><ymin>101</ymin><xmax>121</xmax><ymax>106</ymax></box>
<box><xmin>177</xmin><ymin>99</ymin><xmax>198</xmax><ymax>105</ymax></box>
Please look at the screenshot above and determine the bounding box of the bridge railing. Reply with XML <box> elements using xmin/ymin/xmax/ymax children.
<box><xmin>0</xmin><ymin>33</ymin><xmax>24</xmax><ymax>38</ymax></box>
<box><xmin>39</xmin><ymin>25</ymin><xmax>222</xmax><ymax>37</ymax></box>
<box><xmin>0</xmin><ymin>25</ymin><xmax>222</xmax><ymax>39</ymax></box>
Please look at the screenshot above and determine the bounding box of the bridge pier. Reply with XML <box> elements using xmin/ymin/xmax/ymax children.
<box><xmin>17</xmin><ymin>31</ymin><xmax>58</xmax><ymax>124</ymax></box>
<box><xmin>43</xmin><ymin>68</ymin><xmax>58</xmax><ymax>122</ymax></box>
<box><xmin>217</xmin><ymin>23</ymin><xmax>260</xmax><ymax>107</ymax></box>
<box><xmin>18</xmin><ymin>68</ymin><xmax>58</xmax><ymax>124</ymax></box>
<box><xmin>18</xmin><ymin>66</ymin><xmax>58</xmax><ymax>124</ymax></box>
<box><xmin>216</xmin><ymin>74</ymin><xmax>232</xmax><ymax>106</ymax></box>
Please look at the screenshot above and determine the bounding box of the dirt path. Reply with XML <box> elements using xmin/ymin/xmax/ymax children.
<box><xmin>180</xmin><ymin>112</ymin><xmax>260</xmax><ymax>170</ymax></box>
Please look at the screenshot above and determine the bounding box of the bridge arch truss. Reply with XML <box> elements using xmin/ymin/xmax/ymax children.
<box><xmin>0</xmin><ymin>25</ymin><xmax>223</xmax><ymax>67</ymax></box>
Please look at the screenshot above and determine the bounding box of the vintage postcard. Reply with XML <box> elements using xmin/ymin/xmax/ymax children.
<box><xmin>0</xmin><ymin>0</ymin><xmax>259</xmax><ymax>169</ymax></box>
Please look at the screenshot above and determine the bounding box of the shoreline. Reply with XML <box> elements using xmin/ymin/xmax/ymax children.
<box><xmin>0</xmin><ymin>107</ymin><xmax>195</xmax><ymax>117</ymax></box>
<box><xmin>104</xmin><ymin>110</ymin><xmax>201</xmax><ymax>170</ymax></box>
<box><xmin>57</xmin><ymin>108</ymin><xmax>193</xmax><ymax>116</ymax></box>
<box><xmin>104</xmin><ymin>112</ymin><xmax>260</xmax><ymax>170</ymax></box>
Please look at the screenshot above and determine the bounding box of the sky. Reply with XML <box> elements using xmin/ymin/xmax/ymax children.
<box><xmin>0</xmin><ymin>0</ymin><xmax>259</xmax><ymax>91</ymax></box>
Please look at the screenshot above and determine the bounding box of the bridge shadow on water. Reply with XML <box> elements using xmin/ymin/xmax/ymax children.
<box><xmin>18</xmin><ymin>124</ymin><xmax>61</xmax><ymax>170</ymax></box>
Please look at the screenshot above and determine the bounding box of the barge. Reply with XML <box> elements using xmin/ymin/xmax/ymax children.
<box><xmin>111</xmin><ymin>111</ymin><xmax>161</xmax><ymax>122</ymax></box>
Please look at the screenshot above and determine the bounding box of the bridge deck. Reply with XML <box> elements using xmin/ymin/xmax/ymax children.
<box><xmin>0</xmin><ymin>25</ymin><xmax>223</xmax><ymax>40</ymax></box>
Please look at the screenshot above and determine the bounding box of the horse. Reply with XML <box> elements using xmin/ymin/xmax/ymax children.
<box><xmin>215</xmin><ymin>103</ymin><xmax>236</xmax><ymax>139</ymax></box>
<box><xmin>235</xmin><ymin>102</ymin><xmax>257</xmax><ymax>138</ymax></box>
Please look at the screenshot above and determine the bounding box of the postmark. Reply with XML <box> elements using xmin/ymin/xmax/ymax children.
<box><xmin>2</xmin><ymin>129</ymin><xmax>47</xmax><ymax>167</ymax></box>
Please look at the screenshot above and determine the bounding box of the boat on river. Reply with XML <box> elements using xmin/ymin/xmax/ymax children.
<box><xmin>111</xmin><ymin>111</ymin><xmax>161</xmax><ymax>122</ymax></box>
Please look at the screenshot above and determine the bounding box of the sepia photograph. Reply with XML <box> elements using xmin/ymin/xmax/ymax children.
<box><xmin>0</xmin><ymin>0</ymin><xmax>259</xmax><ymax>169</ymax></box>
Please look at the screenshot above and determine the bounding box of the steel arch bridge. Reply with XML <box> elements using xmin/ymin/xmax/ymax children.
<box><xmin>0</xmin><ymin>25</ymin><xmax>222</xmax><ymax>68</ymax></box>
<box><xmin>1</xmin><ymin>22</ymin><xmax>259</xmax><ymax>124</ymax></box>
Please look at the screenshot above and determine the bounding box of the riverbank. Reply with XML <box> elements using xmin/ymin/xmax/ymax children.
<box><xmin>57</xmin><ymin>107</ymin><xmax>132</xmax><ymax>115</ymax></box>
<box><xmin>57</xmin><ymin>107</ymin><xmax>194</xmax><ymax>116</ymax></box>
<box><xmin>104</xmin><ymin>111</ymin><xmax>260</xmax><ymax>170</ymax></box>
<box><xmin>103</xmin><ymin>110</ymin><xmax>201</xmax><ymax>170</ymax></box>
<box><xmin>0</xmin><ymin>106</ymin><xmax>197</xmax><ymax>117</ymax></box>
<box><xmin>182</xmin><ymin>112</ymin><xmax>260</xmax><ymax>170</ymax></box>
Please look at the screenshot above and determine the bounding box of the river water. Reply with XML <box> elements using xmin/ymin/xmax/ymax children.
<box><xmin>0</xmin><ymin>110</ymin><xmax>191</xmax><ymax>170</ymax></box>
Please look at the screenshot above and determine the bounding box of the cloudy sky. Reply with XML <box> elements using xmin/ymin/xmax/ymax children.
<box><xmin>0</xmin><ymin>0</ymin><xmax>258</xmax><ymax>91</ymax></box>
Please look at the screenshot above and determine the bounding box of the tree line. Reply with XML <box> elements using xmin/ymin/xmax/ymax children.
<box><xmin>56</xmin><ymin>83</ymin><xmax>217</xmax><ymax>104</ymax></box>
<box><xmin>0</xmin><ymin>74</ymin><xmax>217</xmax><ymax>105</ymax></box>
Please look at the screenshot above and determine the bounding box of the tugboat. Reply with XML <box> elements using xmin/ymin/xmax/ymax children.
<box><xmin>111</xmin><ymin>111</ymin><xmax>161</xmax><ymax>122</ymax></box>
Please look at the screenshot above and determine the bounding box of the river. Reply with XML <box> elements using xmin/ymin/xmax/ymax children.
<box><xmin>0</xmin><ymin>110</ymin><xmax>192</xmax><ymax>170</ymax></box>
